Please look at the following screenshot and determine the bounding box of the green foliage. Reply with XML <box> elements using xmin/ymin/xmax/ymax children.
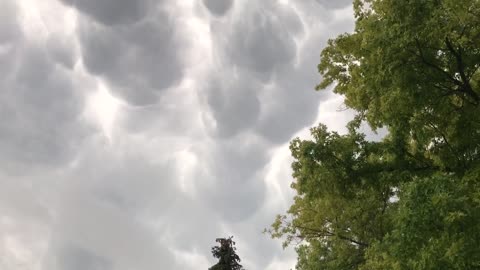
<box><xmin>268</xmin><ymin>0</ymin><xmax>480</xmax><ymax>269</ymax></box>
<box><xmin>319</xmin><ymin>0</ymin><xmax>480</xmax><ymax>172</ymax></box>
<box><xmin>209</xmin><ymin>237</ymin><xmax>244</xmax><ymax>270</ymax></box>
<box><xmin>363</xmin><ymin>174</ymin><xmax>480</xmax><ymax>270</ymax></box>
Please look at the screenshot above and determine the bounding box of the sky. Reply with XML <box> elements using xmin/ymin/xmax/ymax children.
<box><xmin>0</xmin><ymin>0</ymin><xmax>359</xmax><ymax>269</ymax></box>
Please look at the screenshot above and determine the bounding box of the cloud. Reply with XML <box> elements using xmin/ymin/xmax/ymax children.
<box><xmin>45</xmin><ymin>33</ymin><xmax>78</xmax><ymax>69</ymax></box>
<box><xmin>0</xmin><ymin>167</ymin><xmax>59</xmax><ymax>270</ymax></box>
<box><xmin>211</xmin><ymin>1</ymin><xmax>300</xmax><ymax>81</ymax></box>
<box><xmin>254</xmin><ymin>36</ymin><xmax>333</xmax><ymax>143</ymax></box>
<box><xmin>40</xmin><ymin>141</ymin><xmax>178</xmax><ymax>270</ymax></box>
<box><xmin>0</xmin><ymin>0</ymin><xmax>359</xmax><ymax>270</ymax></box>
<box><xmin>77</xmin><ymin>13</ymin><xmax>185</xmax><ymax>106</ymax></box>
<box><xmin>194</xmin><ymin>136</ymin><xmax>269</xmax><ymax>222</ymax></box>
<box><xmin>201</xmin><ymin>1</ymin><xmax>314</xmax><ymax>143</ymax></box>
<box><xmin>0</xmin><ymin>1</ymin><xmax>18</xmax><ymax>44</ymax></box>
<box><xmin>56</xmin><ymin>245</ymin><xmax>113</xmax><ymax>270</ymax></box>
<box><xmin>60</xmin><ymin>0</ymin><xmax>156</xmax><ymax>25</ymax></box>
<box><xmin>0</xmin><ymin>46</ymin><xmax>89</xmax><ymax>169</ymax></box>
<box><xmin>315</xmin><ymin>0</ymin><xmax>352</xmax><ymax>9</ymax></box>
<box><xmin>203</xmin><ymin>71</ymin><xmax>262</xmax><ymax>138</ymax></box>
<box><xmin>203</xmin><ymin>0</ymin><xmax>234</xmax><ymax>16</ymax></box>
<box><xmin>0</xmin><ymin>4</ymin><xmax>92</xmax><ymax>172</ymax></box>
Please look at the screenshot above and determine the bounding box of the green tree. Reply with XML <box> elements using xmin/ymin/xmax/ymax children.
<box><xmin>209</xmin><ymin>237</ymin><xmax>244</xmax><ymax>270</ymax></box>
<box><xmin>268</xmin><ymin>0</ymin><xmax>480</xmax><ymax>269</ymax></box>
<box><xmin>318</xmin><ymin>0</ymin><xmax>480</xmax><ymax>172</ymax></box>
<box><xmin>362</xmin><ymin>173</ymin><xmax>480</xmax><ymax>270</ymax></box>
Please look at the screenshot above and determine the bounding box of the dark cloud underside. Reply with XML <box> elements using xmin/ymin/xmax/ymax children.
<box><xmin>0</xmin><ymin>0</ymin><xmax>356</xmax><ymax>269</ymax></box>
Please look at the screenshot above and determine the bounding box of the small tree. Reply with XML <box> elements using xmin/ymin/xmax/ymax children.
<box><xmin>209</xmin><ymin>236</ymin><xmax>244</xmax><ymax>270</ymax></box>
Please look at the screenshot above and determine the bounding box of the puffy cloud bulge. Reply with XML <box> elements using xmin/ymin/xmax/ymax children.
<box><xmin>0</xmin><ymin>0</ymin><xmax>355</xmax><ymax>269</ymax></box>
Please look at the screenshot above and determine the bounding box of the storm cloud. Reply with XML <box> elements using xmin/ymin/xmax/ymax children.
<box><xmin>0</xmin><ymin>0</ymin><xmax>356</xmax><ymax>269</ymax></box>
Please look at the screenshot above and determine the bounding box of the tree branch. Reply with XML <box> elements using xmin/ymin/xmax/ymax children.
<box><xmin>294</xmin><ymin>224</ymin><xmax>370</xmax><ymax>248</ymax></box>
<box><xmin>411</xmin><ymin>38</ymin><xmax>462</xmax><ymax>87</ymax></box>
<box><xmin>444</xmin><ymin>37</ymin><xmax>479</xmax><ymax>104</ymax></box>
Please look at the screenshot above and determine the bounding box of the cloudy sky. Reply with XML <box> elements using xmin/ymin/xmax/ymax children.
<box><xmin>0</xmin><ymin>0</ymin><xmax>357</xmax><ymax>269</ymax></box>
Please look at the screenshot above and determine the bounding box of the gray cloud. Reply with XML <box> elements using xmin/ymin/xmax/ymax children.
<box><xmin>0</xmin><ymin>1</ymin><xmax>20</xmax><ymax>82</ymax></box>
<box><xmin>195</xmin><ymin>138</ymin><xmax>269</xmax><ymax>222</ymax></box>
<box><xmin>60</xmin><ymin>0</ymin><xmax>155</xmax><ymax>25</ymax></box>
<box><xmin>203</xmin><ymin>1</ymin><xmax>354</xmax><ymax>145</ymax></box>
<box><xmin>73</xmin><ymin>148</ymin><xmax>178</xmax><ymax>216</ymax></box>
<box><xmin>160</xmin><ymin>194</ymin><xmax>223</xmax><ymax>254</ymax></box>
<box><xmin>46</xmin><ymin>33</ymin><xmax>78</xmax><ymax>69</ymax></box>
<box><xmin>204</xmin><ymin>71</ymin><xmax>262</xmax><ymax>138</ymax></box>
<box><xmin>255</xmin><ymin>36</ymin><xmax>331</xmax><ymax>143</ymax></box>
<box><xmin>50</xmin><ymin>197</ymin><xmax>175</xmax><ymax>270</ymax></box>
<box><xmin>201</xmin><ymin>1</ymin><xmax>311</xmax><ymax>142</ymax></box>
<box><xmin>57</xmin><ymin>245</ymin><xmax>113</xmax><ymax>270</ymax></box>
<box><xmin>77</xmin><ymin>9</ymin><xmax>184</xmax><ymax>106</ymax></box>
<box><xmin>41</xmin><ymin>143</ymin><xmax>178</xmax><ymax>270</ymax></box>
<box><xmin>1</xmin><ymin>0</ymin><xmax>358</xmax><ymax>269</ymax></box>
<box><xmin>0</xmin><ymin>11</ymin><xmax>92</xmax><ymax>172</ymax></box>
<box><xmin>0</xmin><ymin>49</ymin><xmax>88</xmax><ymax>169</ymax></box>
<box><xmin>255</xmin><ymin>2</ymin><xmax>355</xmax><ymax>143</ymax></box>
<box><xmin>117</xmin><ymin>87</ymin><xmax>203</xmax><ymax>137</ymax></box>
<box><xmin>315</xmin><ymin>0</ymin><xmax>352</xmax><ymax>9</ymax></box>
<box><xmin>203</xmin><ymin>0</ymin><xmax>234</xmax><ymax>16</ymax></box>
<box><xmin>0</xmin><ymin>1</ymin><xmax>18</xmax><ymax>44</ymax></box>
<box><xmin>0</xmin><ymin>167</ymin><xmax>62</xmax><ymax>269</ymax></box>
<box><xmin>211</xmin><ymin>1</ymin><xmax>300</xmax><ymax>81</ymax></box>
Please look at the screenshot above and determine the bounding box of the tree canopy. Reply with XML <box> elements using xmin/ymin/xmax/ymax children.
<box><xmin>209</xmin><ymin>237</ymin><xmax>245</xmax><ymax>270</ymax></box>
<box><xmin>268</xmin><ymin>0</ymin><xmax>480</xmax><ymax>269</ymax></box>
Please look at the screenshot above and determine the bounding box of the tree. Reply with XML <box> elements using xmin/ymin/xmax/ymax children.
<box><xmin>268</xmin><ymin>122</ymin><xmax>417</xmax><ymax>269</ymax></box>
<box><xmin>318</xmin><ymin>0</ymin><xmax>480</xmax><ymax>172</ymax></box>
<box><xmin>362</xmin><ymin>174</ymin><xmax>480</xmax><ymax>270</ymax></box>
<box><xmin>268</xmin><ymin>0</ymin><xmax>480</xmax><ymax>269</ymax></box>
<box><xmin>209</xmin><ymin>237</ymin><xmax>244</xmax><ymax>270</ymax></box>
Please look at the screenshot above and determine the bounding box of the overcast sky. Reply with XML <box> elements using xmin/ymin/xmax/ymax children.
<box><xmin>0</xmin><ymin>0</ymin><xmax>357</xmax><ymax>269</ymax></box>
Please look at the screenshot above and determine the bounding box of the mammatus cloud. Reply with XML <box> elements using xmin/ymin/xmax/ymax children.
<box><xmin>60</xmin><ymin>0</ymin><xmax>156</xmax><ymax>25</ymax></box>
<box><xmin>0</xmin><ymin>0</ymin><xmax>356</xmax><ymax>269</ymax></box>
<box><xmin>0</xmin><ymin>1</ymin><xmax>91</xmax><ymax>269</ymax></box>
<box><xmin>203</xmin><ymin>0</ymin><xmax>234</xmax><ymax>16</ymax></box>
<box><xmin>77</xmin><ymin>10</ymin><xmax>185</xmax><ymax>106</ymax></box>
<box><xmin>210</xmin><ymin>1</ymin><xmax>299</xmax><ymax>80</ymax></box>
<box><xmin>0</xmin><ymin>0</ymin><xmax>90</xmax><ymax>171</ymax></box>
<box><xmin>203</xmin><ymin>71</ymin><xmax>262</xmax><ymax>138</ymax></box>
